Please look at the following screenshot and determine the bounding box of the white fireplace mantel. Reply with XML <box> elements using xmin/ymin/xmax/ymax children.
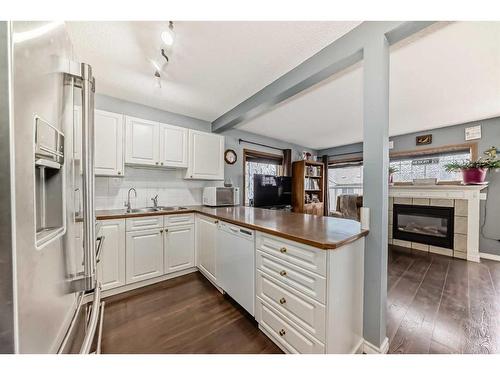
<box><xmin>389</xmin><ymin>184</ymin><xmax>488</xmax><ymax>263</ymax></box>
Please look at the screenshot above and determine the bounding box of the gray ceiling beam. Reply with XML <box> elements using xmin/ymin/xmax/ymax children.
<box><xmin>211</xmin><ymin>21</ymin><xmax>436</xmax><ymax>134</ymax></box>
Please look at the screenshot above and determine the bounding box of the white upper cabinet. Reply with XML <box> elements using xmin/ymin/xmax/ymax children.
<box><xmin>185</xmin><ymin>130</ymin><xmax>224</xmax><ymax>180</ymax></box>
<box><xmin>95</xmin><ymin>110</ymin><xmax>124</xmax><ymax>176</ymax></box>
<box><xmin>74</xmin><ymin>107</ymin><xmax>124</xmax><ymax>177</ymax></box>
<box><xmin>159</xmin><ymin>123</ymin><xmax>188</xmax><ymax>168</ymax></box>
<box><xmin>125</xmin><ymin>116</ymin><xmax>160</xmax><ymax>166</ymax></box>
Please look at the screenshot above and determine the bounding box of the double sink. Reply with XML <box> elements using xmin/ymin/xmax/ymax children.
<box><xmin>126</xmin><ymin>206</ymin><xmax>188</xmax><ymax>214</ymax></box>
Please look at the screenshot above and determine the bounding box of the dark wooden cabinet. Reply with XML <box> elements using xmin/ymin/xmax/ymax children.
<box><xmin>292</xmin><ymin>160</ymin><xmax>325</xmax><ymax>216</ymax></box>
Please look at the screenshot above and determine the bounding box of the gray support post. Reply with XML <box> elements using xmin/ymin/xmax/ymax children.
<box><xmin>362</xmin><ymin>34</ymin><xmax>390</xmax><ymax>350</ymax></box>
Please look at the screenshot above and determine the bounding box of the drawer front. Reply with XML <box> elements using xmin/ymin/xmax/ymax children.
<box><xmin>164</xmin><ymin>213</ymin><xmax>194</xmax><ymax>227</ymax></box>
<box><xmin>257</xmin><ymin>233</ymin><xmax>326</xmax><ymax>276</ymax></box>
<box><xmin>256</xmin><ymin>299</ymin><xmax>325</xmax><ymax>354</ymax></box>
<box><xmin>256</xmin><ymin>251</ymin><xmax>326</xmax><ymax>304</ymax></box>
<box><xmin>256</xmin><ymin>270</ymin><xmax>325</xmax><ymax>341</ymax></box>
<box><xmin>126</xmin><ymin>215</ymin><xmax>163</xmax><ymax>231</ymax></box>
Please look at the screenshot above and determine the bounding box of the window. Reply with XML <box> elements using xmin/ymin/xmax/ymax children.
<box><xmin>390</xmin><ymin>150</ymin><xmax>470</xmax><ymax>183</ymax></box>
<box><xmin>328</xmin><ymin>163</ymin><xmax>363</xmax><ymax>213</ymax></box>
<box><xmin>243</xmin><ymin>150</ymin><xmax>283</xmax><ymax>206</ymax></box>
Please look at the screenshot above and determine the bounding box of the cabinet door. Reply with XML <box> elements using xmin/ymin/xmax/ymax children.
<box><xmin>126</xmin><ymin>228</ymin><xmax>164</xmax><ymax>284</ymax></box>
<box><xmin>186</xmin><ymin>130</ymin><xmax>224</xmax><ymax>180</ymax></box>
<box><xmin>95</xmin><ymin>110</ymin><xmax>124</xmax><ymax>176</ymax></box>
<box><xmin>195</xmin><ymin>215</ymin><xmax>218</xmax><ymax>282</ymax></box>
<box><xmin>164</xmin><ymin>224</ymin><xmax>195</xmax><ymax>273</ymax></box>
<box><xmin>159</xmin><ymin>123</ymin><xmax>188</xmax><ymax>168</ymax></box>
<box><xmin>97</xmin><ymin>219</ymin><xmax>125</xmax><ymax>291</ymax></box>
<box><xmin>125</xmin><ymin>116</ymin><xmax>159</xmax><ymax>166</ymax></box>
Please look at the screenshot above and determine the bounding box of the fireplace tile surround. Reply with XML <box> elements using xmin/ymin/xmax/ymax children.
<box><xmin>388</xmin><ymin>185</ymin><xmax>487</xmax><ymax>262</ymax></box>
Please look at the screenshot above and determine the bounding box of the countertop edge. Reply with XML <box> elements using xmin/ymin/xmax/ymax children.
<box><xmin>91</xmin><ymin>208</ymin><xmax>369</xmax><ymax>250</ymax></box>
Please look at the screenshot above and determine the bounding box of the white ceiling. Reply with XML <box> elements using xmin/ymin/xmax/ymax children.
<box><xmin>66</xmin><ymin>21</ymin><xmax>362</xmax><ymax>121</ymax></box>
<box><xmin>238</xmin><ymin>21</ymin><xmax>500</xmax><ymax>150</ymax></box>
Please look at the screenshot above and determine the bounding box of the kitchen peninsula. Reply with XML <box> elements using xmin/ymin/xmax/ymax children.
<box><xmin>90</xmin><ymin>206</ymin><xmax>368</xmax><ymax>354</ymax></box>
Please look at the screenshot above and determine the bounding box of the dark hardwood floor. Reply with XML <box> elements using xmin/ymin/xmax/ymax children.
<box><xmin>101</xmin><ymin>247</ymin><xmax>499</xmax><ymax>354</ymax></box>
<box><xmin>387</xmin><ymin>245</ymin><xmax>500</xmax><ymax>354</ymax></box>
<box><xmin>100</xmin><ymin>272</ymin><xmax>282</xmax><ymax>354</ymax></box>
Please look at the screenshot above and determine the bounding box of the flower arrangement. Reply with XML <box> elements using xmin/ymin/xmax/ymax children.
<box><xmin>444</xmin><ymin>157</ymin><xmax>500</xmax><ymax>184</ymax></box>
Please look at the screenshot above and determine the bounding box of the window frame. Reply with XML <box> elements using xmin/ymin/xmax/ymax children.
<box><xmin>243</xmin><ymin>148</ymin><xmax>284</xmax><ymax>206</ymax></box>
<box><xmin>327</xmin><ymin>142</ymin><xmax>478</xmax><ymax>185</ymax></box>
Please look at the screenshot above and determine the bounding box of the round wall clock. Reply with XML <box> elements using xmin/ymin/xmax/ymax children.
<box><xmin>224</xmin><ymin>149</ymin><xmax>237</xmax><ymax>165</ymax></box>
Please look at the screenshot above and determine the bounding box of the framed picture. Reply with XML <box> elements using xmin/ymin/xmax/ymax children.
<box><xmin>416</xmin><ymin>134</ymin><xmax>432</xmax><ymax>146</ymax></box>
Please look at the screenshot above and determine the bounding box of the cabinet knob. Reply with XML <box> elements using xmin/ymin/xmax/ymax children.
<box><xmin>279</xmin><ymin>329</ymin><xmax>286</xmax><ymax>337</ymax></box>
<box><xmin>161</xmin><ymin>162</ymin><xmax>164</xmax><ymax>165</ymax></box>
<box><xmin>117</xmin><ymin>171</ymin><xmax>121</xmax><ymax>175</ymax></box>
<box><xmin>279</xmin><ymin>297</ymin><xmax>286</xmax><ymax>305</ymax></box>
<box><xmin>279</xmin><ymin>270</ymin><xmax>287</xmax><ymax>277</ymax></box>
<box><xmin>280</xmin><ymin>247</ymin><xmax>287</xmax><ymax>253</ymax></box>
<box><xmin>155</xmin><ymin>162</ymin><xmax>159</xmax><ymax>165</ymax></box>
<box><xmin>160</xmin><ymin>229</ymin><xmax>163</xmax><ymax>233</ymax></box>
<box><xmin>165</xmin><ymin>229</ymin><xmax>168</xmax><ymax>233</ymax></box>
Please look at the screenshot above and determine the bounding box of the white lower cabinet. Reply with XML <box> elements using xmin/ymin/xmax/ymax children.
<box><xmin>126</xmin><ymin>227</ymin><xmax>164</xmax><ymax>284</ymax></box>
<box><xmin>97</xmin><ymin>219</ymin><xmax>126</xmax><ymax>291</ymax></box>
<box><xmin>195</xmin><ymin>214</ymin><xmax>218</xmax><ymax>283</ymax></box>
<box><xmin>164</xmin><ymin>224</ymin><xmax>195</xmax><ymax>273</ymax></box>
<box><xmin>256</xmin><ymin>300</ymin><xmax>325</xmax><ymax>354</ymax></box>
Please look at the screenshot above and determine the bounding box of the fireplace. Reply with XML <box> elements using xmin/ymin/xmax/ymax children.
<box><xmin>393</xmin><ymin>204</ymin><xmax>455</xmax><ymax>249</ymax></box>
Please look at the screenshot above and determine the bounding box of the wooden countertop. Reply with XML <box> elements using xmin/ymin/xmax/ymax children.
<box><xmin>93</xmin><ymin>206</ymin><xmax>368</xmax><ymax>250</ymax></box>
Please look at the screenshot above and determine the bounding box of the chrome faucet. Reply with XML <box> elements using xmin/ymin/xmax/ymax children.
<box><xmin>125</xmin><ymin>188</ymin><xmax>137</xmax><ymax>213</ymax></box>
<box><xmin>151</xmin><ymin>194</ymin><xmax>159</xmax><ymax>208</ymax></box>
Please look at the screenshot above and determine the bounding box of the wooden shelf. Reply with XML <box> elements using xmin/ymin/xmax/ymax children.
<box><xmin>292</xmin><ymin>160</ymin><xmax>325</xmax><ymax>217</ymax></box>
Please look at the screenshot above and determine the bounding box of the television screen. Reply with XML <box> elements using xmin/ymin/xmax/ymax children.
<box><xmin>253</xmin><ymin>175</ymin><xmax>292</xmax><ymax>207</ymax></box>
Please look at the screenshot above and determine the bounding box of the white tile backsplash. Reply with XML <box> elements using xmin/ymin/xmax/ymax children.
<box><xmin>94</xmin><ymin>167</ymin><xmax>213</xmax><ymax>210</ymax></box>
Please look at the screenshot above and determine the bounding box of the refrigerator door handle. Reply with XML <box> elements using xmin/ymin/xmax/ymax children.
<box><xmin>80</xmin><ymin>63</ymin><xmax>97</xmax><ymax>291</ymax></box>
<box><xmin>80</xmin><ymin>283</ymin><xmax>101</xmax><ymax>354</ymax></box>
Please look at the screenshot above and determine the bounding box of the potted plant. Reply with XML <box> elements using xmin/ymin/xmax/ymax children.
<box><xmin>388</xmin><ymin>166</ymin><xmax>398</xmax><ymax>185</ymax></box>
<box><xmin>444</xmin><ymin>158</ymin><xmax>500</xmax><ymax>184</ymax></box>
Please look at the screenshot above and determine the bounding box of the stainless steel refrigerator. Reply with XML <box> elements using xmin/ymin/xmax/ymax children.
<box><xmin>0</xmin><ymin>21</ymin><xmax>102</xmax><ymax>354</ymax></box>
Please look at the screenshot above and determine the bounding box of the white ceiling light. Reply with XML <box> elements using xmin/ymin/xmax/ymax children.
<box><xmin>161</xmin><ymin>21</ymin><xmax>175</xmax><ymax>47</ymax></box>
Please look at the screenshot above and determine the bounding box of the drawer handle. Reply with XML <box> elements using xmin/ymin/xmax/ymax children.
<box><xmin>280</xmin><ymin>247</ymin><xmax>287</xmax><ymax>253</ymax></box>
<box><xmin>279</xmin><ymin>329</ymin><xmax>286</xmax><ymax>337</ymax></box>
<box><xmin>279</xmin><ymin>270</ymin><xmax>287</xmax><ymax>277</ymax></box>
<box><xmin>279</xmin><ymin>297</ymin><xmax>286</xmax><ymax>305</ymax></box>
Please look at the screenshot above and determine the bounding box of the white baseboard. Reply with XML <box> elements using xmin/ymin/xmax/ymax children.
<box><xmin>480</xmin><ymin>252</ymin><xmax>500</xmax><ymax>262</ymax></box>
<box><xmin>467</xmin><ymin>254</ymin><xmax>481</xmax><ymax>263</ymax></box>
<box><xmin>363</xmin><ymin>337</ymin><xmax>389</xmax><ymax>354</ymax></box>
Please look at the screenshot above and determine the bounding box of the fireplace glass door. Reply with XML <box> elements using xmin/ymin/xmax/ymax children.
<box><xmin>393</xmin><ymin>204</ymin><xmax>454</xmax><ymax>249</ymax></box>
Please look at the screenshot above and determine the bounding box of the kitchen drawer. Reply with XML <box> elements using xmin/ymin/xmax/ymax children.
<box><xmin>256</xmin><ymin>232</ymin><xmax>326</xmax><ymax>276</ymax></box>
<box><xmin>126</xmin><ymin>215</ymin><xmax>163</xmax><ymax>231</ymax></box>
<box><xmin>256</xmin><ymin>250</ymin><xmax>326</xmax><ymax>304</ymax></box>
<box><xmin>256</xmin><ymin>270</ymin><xmax>325</xmax><ymax>342</ymax></box>
<box><xmin>256</xmin><ymin>299</ymin><xmax>325</xmax><ymax>354</ymax></box>
<box><xmin>164</xmin><ymin>213</ymin><xmax>194</xmax><ymax>227</ymax></box>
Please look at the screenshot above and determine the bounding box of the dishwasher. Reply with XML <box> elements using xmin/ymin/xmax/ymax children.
<box><xmin>217</xmin><ymin>221</ymin><xmax>255</xmax><ymax>316</ymax></box>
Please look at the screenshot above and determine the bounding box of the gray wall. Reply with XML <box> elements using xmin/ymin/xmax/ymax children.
<box><xmin>221</xmin><ymin>128</ymin><xmax>315</xmax><ymax>203</ymax></box>
<box><xmin>95</xmin><ymin>94</ymin><xmax>211</xmax><ymax>131</ymax></box>
<box><xmin>0</xmin><ymin>21</ymin><xmax>15</xmax><ymax>353</ymax></box>
<box><xmin>318</xmin><ymin>116</ymin><xmax>500</xmax><ymax>256</ymax></box>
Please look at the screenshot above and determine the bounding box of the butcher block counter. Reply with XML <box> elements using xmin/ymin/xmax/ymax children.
<box><xmin>94</xmin><ymin>205</ymin><xmax>368</xmax><ymax>250</ymax></box>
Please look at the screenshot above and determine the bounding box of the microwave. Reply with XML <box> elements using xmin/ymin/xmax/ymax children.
<box><xmin>203</xmin><ymin>187</ymin><xmax>240</xmax><ymax>207</ymax></box>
